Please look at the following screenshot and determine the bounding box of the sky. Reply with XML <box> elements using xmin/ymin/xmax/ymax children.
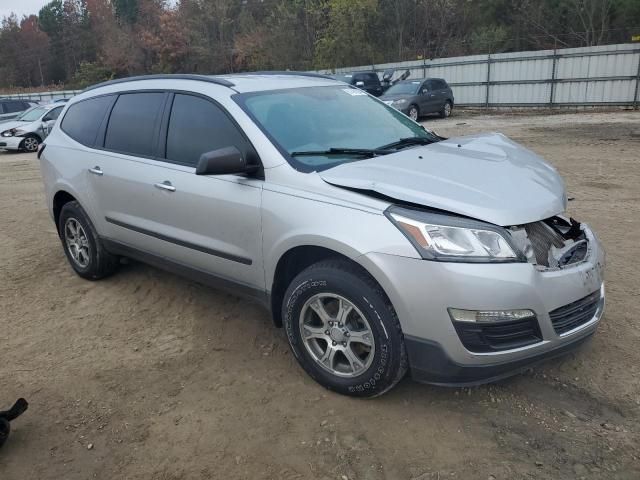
<box><xmin>0</xmin><ymin>0</ymin><xmax>50</xmax><ymax>19</ymax></box>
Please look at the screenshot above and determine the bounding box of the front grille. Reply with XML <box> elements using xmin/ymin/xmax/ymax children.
<box><xmin>453</xmin><ymin>317</ymin><xmax>542</xmax><ymax>353</ymax></box>
<box><xmin>524</xmin><ymin>221</ymin><xmax>565</xmax><ymax>266</ymax></box>
<box><xmin>549</xmin><ymin>290</ymin><xmax>601</xmax><ymax>335</ymax></box>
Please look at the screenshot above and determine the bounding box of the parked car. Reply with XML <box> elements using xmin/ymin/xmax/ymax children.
<box><xmin>0</xmin><ymin>103</ymin><xmax>64</xmax><ymax>152</ymax></box>
<box><xmin>332</xmin><ymin>71</ymin><xmax>384</xmax><ymax>96</ymax></box>
<box><xmin>39</xmin><ymin>73</ymin><xmax>605</xmax><ymax>397</ymax></box>
<box><xmin>380</xmin><ymin>78</ymin><xmax>454</xmax><ymax>120</ymax></box>
<box><xmin>0</xmin><ymin>99</ymin><xmax>38</xmax><ymax>123</ymax></box>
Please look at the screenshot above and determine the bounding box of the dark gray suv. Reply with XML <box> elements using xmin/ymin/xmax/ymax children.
<box><xmin>380</xmin><ymin>78</ymin><xmax>454</xmax><ymax>121</ymax></box>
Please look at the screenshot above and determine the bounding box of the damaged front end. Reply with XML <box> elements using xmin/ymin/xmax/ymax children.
<box><xmin>508</xmin><ymin>216</ymin><xmax>592</xmax><ymax>270</ymax></box>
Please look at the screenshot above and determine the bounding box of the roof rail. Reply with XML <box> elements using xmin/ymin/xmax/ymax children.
<box><xmin>83</xmin><ymin>74</ymin><xmax>235</xmax><ymax>92</ymax></box>
<box><xmin>240</xmin><ymin>71</ymin><xmax>335</xmax><ymax>80</ymax></box>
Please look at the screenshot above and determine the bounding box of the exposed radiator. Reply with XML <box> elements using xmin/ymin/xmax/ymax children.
<box><xmin>524</xmin><ymin>222</ymin><xmax>565</xmax><ymax>266</ymax></box>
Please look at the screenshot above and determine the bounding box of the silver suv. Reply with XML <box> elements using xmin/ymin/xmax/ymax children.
<box><xmin>39</xmin><ymin>73</ymin><xmax>605</xmax><ymax>397</ymax></box>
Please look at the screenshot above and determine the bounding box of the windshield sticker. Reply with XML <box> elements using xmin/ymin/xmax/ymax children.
<box><xmin>343</xmin><ymin>89</ymin><xmax>367</xmax><ymax>96</ymax></box>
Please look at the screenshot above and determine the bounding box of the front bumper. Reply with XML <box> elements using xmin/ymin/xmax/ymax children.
<box><xmin>358</xmin><ymin>226</ymin><xmax>605</xmax><ymax>385</ymax></box>
<box><xmin>0</xmin><ymin>136</ymin><xmax>24</xmax><ymax>150</ymax></box>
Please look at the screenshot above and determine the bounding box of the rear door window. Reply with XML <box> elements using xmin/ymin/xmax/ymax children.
<box><xmin>433</xmin><ymin>80</ymin><xmax>448</xmax><ymax>90</ymax></box>
<box><xmin>61</xmin><ymin>95</ymin><xmax>114</xmax><ymax>146</ymax></box>
<box><xmin>165</xmin><ymin>94</ymin><xmax>248</xmax><ymax>167</ymax></box>
<box><xmin>104</xmin><ymin>93</ymin><xmax>165</xmax><ymax>157</ymax></box>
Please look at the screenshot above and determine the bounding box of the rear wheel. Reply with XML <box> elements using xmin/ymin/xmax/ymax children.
<box><xmin>58</xmin><ymin>201</ymin><xmax>119</xmax><ymax>280</ymax></box>
<box><xmin>20</xmin><ymin>135</ymin><xmax>40</xmax><ymax>152</ymax></box>
<box><xmin>408</xmin><ymin>105</ymin><xmax>419</xmax><ymax>121</ymax></box>
<box><xmin>440</xmin><ymin>101</ymin><xmax>453</xmax><ymax>118</ymax></box>
<box><xmin>282</xmin><ymin>259</ymin><xmax>407</xmax><ymax>397</ymax></box>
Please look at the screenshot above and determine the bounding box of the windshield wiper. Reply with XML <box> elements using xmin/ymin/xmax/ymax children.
<box><xmin>291</xmin><ymin>147</ymin><xmax>393</xmax><ymax>158</ymax></box>
<box><xmin>377</xmin><ymin>136</ymin><xmax>434</xmax><ymax>151</ymax></box>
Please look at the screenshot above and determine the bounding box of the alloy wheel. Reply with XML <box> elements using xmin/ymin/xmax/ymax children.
<box><xmin>23</xmin><ymin>137</ymin><xmax>39</xmax><ymax>152</ymax></box>
<box><xmin>299</xmin><ymin>293</ymin><xmax>375</xmax><ymax>378</ymax></box>
<box><xmin>64</xmin><ymin>218</ymin><xmax>91</xmax><ymax>268</ymax></box>
<box><xmin>409</xmin><ymin>107</ymin><xmax>419</xmax><ymax>121</ymax></box>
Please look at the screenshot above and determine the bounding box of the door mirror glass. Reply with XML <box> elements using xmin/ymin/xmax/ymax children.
<box><xmin>355</xmin><ymin>81</ymin><xmax>365</xmax><ymax>87</ymax></box>
<box><xmin>196</xmin><ymin>146</ymin><xmax>256</xmax><ymax>176</ymax></box>
<box><xmin>421</xmin><ymin>88</ymin><xmax>429</xmax><ymax>95</ymax></box>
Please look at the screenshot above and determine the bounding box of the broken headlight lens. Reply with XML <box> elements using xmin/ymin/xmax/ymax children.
<box><xmin>386</xmin><ymin>206</ymin><xmax>523</xmax><ymax>262</ymax></box>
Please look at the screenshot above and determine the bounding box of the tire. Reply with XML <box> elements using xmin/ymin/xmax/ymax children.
<box><xmin>20</xmin><ymin>135</ymin><xmax>40</xmax><ymax>153</ymax></box>
<box><xmin>282</xmin><ymin>259</ymin><xmax>407</xmax><ymax>397</ymax></box>
<box><xmin>58</xmin><ymin>201</ymin><xmax>119</xmax><ymax>280</ymax></box>
<box><xmin>407</xmin><ymin>105</ymin><xmax>419</xmax><ymax>121</ymax></box>
<box><xmin>440</xmin><ymin>100</ymin><xmax>453</xmax><ymax>118</ymax></box>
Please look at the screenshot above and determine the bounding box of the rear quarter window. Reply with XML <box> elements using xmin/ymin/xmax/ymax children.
<box><xmin>61</xmin><ymin>96</ymin><xmax>114</xmax><ymax>147</ymax></box>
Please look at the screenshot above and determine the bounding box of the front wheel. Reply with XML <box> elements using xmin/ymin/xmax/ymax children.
<box><xmin>407</xmin><ymin>105</ymin><xmax>419</xmax><ymax>121</ymax></box>
<box><xmin>282</xmin><ymin>259</ymin><xmax>407</xmax><ymax>397</ymax></box>
<box><xmin>20</xmin><ymin>135</ymin><xmax>40</xmax><ymax>153</ymax></box>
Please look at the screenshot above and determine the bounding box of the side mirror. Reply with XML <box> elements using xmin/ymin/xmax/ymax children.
<box><xmin>421</xmin><ymin>88</ymin><xmax>429</xmax><ymax>95</ymax></box>
<box><xmin>195</xmin><ymin>146</ymin><xmax>258</xmax><ymax>176</ymax></box>
<box><xmin>355</xmin><ymin>81</ymin><xmax>365</xmax><ymax>87</ymax></box>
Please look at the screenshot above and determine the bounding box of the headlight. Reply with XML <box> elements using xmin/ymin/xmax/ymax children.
<box><xmin>394</xmin><ymin>99</ymin><xmax>407</xmax><ymax>105</ymax></box>
<box><xmin>1</xmin><ymin>128</ymin><xmax>26</xmax><ymax>137</ymax></box>
<box><xmin>386</xmin><ymin>206</ymin><xmax>524</xmax><ymax>262</ymax></box>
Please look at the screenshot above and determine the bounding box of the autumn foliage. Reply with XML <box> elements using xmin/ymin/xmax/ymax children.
<box><xmin>0</xmin><ymin>0</ymin><xmax>638</xmax><ymax>90</ymax></box>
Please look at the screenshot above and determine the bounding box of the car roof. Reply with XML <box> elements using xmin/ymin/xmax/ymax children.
<box><xmin>221</xmin><ymin>73</ymin><xmax>340</xmax><ymax>93</ymax></box>
<box><xmin>83</xmin><ymin>72</ymin><xmax>341</xmax><ymax>96</ymax></box>
<box><xmin>31</xmin><ymin>102</ymin><xmax>62</xmax><ymax>110</ymax></box>
<box><xmin>396</xmin><ymin>78</ymin><xmax>446</xmax><ymax>83</ymax></box>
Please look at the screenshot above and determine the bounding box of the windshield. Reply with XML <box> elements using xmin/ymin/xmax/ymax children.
<box><xmin>385</xmin><ymin>81</ymin><xmax>421</xmax><ymax>96</ymax></box>
<box><xmin>17</xmin><ymin>107</ymin><xmax>47</xmax><ymax>122</ymax></box>
<box><xmin>237</xmin><ymin>86</ymin><xmax>438</xmax><ymax>172</ymax></box>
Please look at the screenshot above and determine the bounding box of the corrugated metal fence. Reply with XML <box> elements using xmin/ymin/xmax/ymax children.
<box><xmin>4</xmin><ymin>43</ymin><xmax>640</xmax><ymax>107</ymax></box>
<box><xmin>2</xmin><ymin>89</ymin><xmax>82</xmax><ymax>102</ymax></box>
<box><xmin>319</xmin><ymin>43</ymin><xmax>640</xmax><ymax>108</ymax></box>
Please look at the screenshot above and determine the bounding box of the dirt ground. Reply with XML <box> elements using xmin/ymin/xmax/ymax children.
<box><xmin>1</xmin><ymin>110</ymin><xmax>639</xmax><ymax>480</ymax></box>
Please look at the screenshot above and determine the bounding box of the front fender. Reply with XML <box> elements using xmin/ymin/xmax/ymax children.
<box><xmin>262</xmin><ymin>188</ymin><xmax>419</xmax><ymax>292</ymax></box>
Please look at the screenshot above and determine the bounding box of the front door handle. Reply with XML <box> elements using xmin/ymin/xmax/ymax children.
<box><xmin>154</xmin><ymin>181</ymin><xmax>176</xmax><ymax>192</ymax></box>
<box><xmin>89</xmin><ymin>166</ymin><xmax>103</xmax><ymax>176</ymax></box>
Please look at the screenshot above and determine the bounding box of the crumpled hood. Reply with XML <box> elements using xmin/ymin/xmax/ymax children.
<box><xmin>320</xmin><ymin>133</ymin><xmax>567</xmax><ymax>226</ymax></box>
<box><xmin>0</xmin><ymin>120</ymin><xmax>24</xmax><ymax>132</ymax></box>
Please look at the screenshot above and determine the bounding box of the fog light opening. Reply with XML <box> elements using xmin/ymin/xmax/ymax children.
<box><xmin>448</xmin><ymin>308</ymin><xmax>536</xmax><ymax>323</ymax></box>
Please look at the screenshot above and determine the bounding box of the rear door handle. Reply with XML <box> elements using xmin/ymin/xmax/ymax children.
<box><xmin>154</xmin><ymin>181</ymin><xmax>176</xmax><ymax>192</ymax></box>
<box><xmin>89</xmin><ymin>166</ymin><xmax>103</xmax><ymax>176</ymax></box>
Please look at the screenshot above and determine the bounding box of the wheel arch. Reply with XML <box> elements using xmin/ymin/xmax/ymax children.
<box><xmin>269</xmin><ymin>243</ymin><xmax>387</xmax><ymax>328</ymax></box>
<box><xmin>23</xmin><ymin>132</ymin><xmax>43</xmax><ymax>142</ymax></box>
<box><xmin>52</xmin><ymin>190</ymin><xmax>78</xmax><ymax>234</ymax></box>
